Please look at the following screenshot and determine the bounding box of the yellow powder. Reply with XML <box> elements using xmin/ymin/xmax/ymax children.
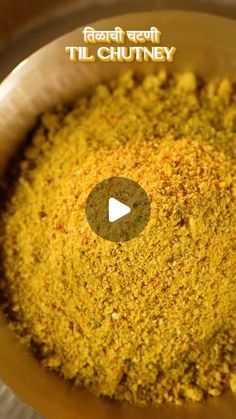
<box><xmin>0</xmin><ymin>71</ymin><xmax>236</xmax><ymax>405</ymax></box>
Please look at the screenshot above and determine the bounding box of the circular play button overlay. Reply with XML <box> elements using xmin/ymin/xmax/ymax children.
<box><xmin>85</xmin><ymin>177</ymin><xmax>151</xmax><ymax>242</ymax></box>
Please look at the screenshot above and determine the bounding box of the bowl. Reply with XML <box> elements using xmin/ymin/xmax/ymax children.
<box><xmin>0</xmin><ymin>10</ymin><xmax>236</xmax><ymax>419</ymax></box>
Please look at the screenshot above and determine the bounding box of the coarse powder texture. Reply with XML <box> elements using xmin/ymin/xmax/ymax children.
<box><xmin>1</xmin><ymin>71</ymin><xmax>236</xmax><ymax>405</ymax></box>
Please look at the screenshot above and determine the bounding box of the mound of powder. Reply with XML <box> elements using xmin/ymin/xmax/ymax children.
<box><xmin>1</xmin><ymin>71</ymin><xmax>236</xmax><ymax>405</ymax></box>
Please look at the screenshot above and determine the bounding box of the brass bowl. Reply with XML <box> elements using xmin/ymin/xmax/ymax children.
<box><xmin>0</xmin><ymin>10</ymin><xmax>235</xmax><ymax>419</ymax></box>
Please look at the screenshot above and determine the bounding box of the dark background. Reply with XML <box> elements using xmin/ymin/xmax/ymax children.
<box><xmin>0</xmin><ymin>0</ymin><xmax>236</xmax><ymax>80</ymax></box>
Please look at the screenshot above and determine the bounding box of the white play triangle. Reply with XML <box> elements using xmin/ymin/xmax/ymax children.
<box><xmin>108</xmin><ymin>197</ymin><xmax>131</xmax><ymax>223</ymax></box>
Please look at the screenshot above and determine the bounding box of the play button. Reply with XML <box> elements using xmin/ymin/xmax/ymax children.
<box><xmin>85</xmin><ymin>177</ymin><xmax>150</xmax><ymax>242</ymax></box>
<box><xmin>108</xmin><ymin>198</ymin><xmax>131</xmax><ymax>222</ymax></box>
